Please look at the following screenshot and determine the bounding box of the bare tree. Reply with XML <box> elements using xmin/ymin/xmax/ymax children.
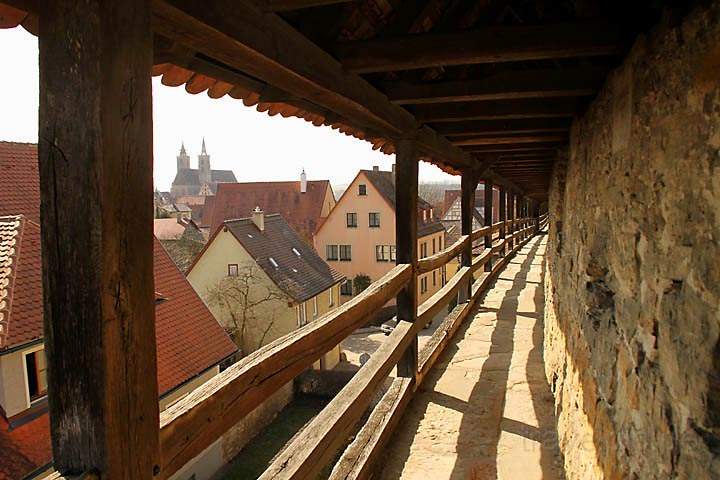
<box><xmin>205</xmin><ymin>264</ymin><xmax>287</xmax><ymax>352</ymax></box>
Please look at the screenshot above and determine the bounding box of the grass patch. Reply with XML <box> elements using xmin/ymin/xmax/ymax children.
<box><xmin>220</xmin><ymin>394</ymin><xmax>329</xmax><ymax>479</ymax></box>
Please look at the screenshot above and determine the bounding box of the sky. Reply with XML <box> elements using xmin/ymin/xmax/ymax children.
<box><xmin>0</xmin><ymin>27</ymin><xmax>456</xmax><ymax>191</ymax></box>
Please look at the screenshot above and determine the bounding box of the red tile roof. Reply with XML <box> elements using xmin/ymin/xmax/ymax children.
<box><xmin>0</xmin><ymin>215</ymin><xmax>43</xmax><ymax>349</ymax></box>
<box><xmin>154</xmin><ymin>238</ymin><xmax>237</xmax><ymax>394</ymax></box>
<box><xmin>0</xmin><ymin>413</ymin><xmax>51</xmax><ymax>480</ymax></box>
<box><xmin>0</xmin><ymin>142</ymin><xmax>39</xmax><ymax>224</ymax></box>
<box><xmin>209</xmin><ymin>181</ymin><xmax>332</xmax><ymax>243</ymax></box>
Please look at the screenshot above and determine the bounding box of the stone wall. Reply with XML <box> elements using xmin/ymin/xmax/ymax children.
<box><xmin>544</xmin><ymin>3</ymin><xmax>720</xmax><ymax>479</ymax></box>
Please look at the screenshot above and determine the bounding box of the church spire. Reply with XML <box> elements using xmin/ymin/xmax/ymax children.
<box><xmin>180</xmin><ymin>141</ymin><xmax>186</xmax><ymax>155</ymax></box>
<box><xmin>201</xmin><ymin>137</ymin><xmax>207</xmax><ymax>155</ymax></box>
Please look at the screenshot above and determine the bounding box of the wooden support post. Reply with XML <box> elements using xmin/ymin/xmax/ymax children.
<box><xmin>509</xmin><ymin>193</ymin><xmax>516</xmax><ymax>249</ymax></box>
<box><xmin>395</xmin><ymin>138</ymin><xmax>418</xmax><ymax>378</ymax></box>
<box><xmin>483</xmin><ymin>180</ymin><xmax>493</xmax><ymax>272</ymax></box>
<box><xmin>498</xmin><ymin>188</ymin><xmax>506</xmax><ymax>256</ymax></box>
<box><xmin>39</xmin><ymin>1</ymin><xmax>159</xmax><ymax>477</ymax></box>
<box><xmin>459</xmin><ymin>171</ymin><xmax>478</xmax><ymax>302</ymax></box>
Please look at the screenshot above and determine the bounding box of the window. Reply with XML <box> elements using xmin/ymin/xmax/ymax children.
<box><xmin>390</xmin><ymin>245</ymin><xmax>396</xmax><ymax>261</ymax></box>
<box><xmin>269</xmin><ymin>257</ymin><xmax>279</xmax><ymax>268</ymax></box>
<box><xmin>432</xmin><ymin>238</ymin><xmax>436</xmax><ymax>254</ymax></box>
<box><xmin>346</xmin><ymin>212</ymin><xmax>357</xmax><ymax>228</ymax></box>
<box><xmin>326</xmin><ymin>244</ymin><xmax>338</xmax><ymax>261</ymax></box>
<box><xmin>423</xmin><ymin>210</ymin><xmax>427</xmax><ymax>222</ymax></box>
<box><xmin>341</xmin><ymin>279</ymin><xmax>353</xmax><ymax>296</ymax></box>
<box><xmin>375</xmin><ymin>245</ymin><xmax>389</xmax><ymax>262</ymax></box>
<box><xmin>339</xmin><ymin>245</ymin><xmax>352</xmax><ymax>261</ymax></box>
<box><xmin>292</xmin><ymin>247</ymin><xmax>301</xmax><ymax>257</ymax></box>
<box><xmin>228</xmin><ymin>264</ymin><xmax>239</xmax><ymax>277</ymax></box>
<box><xmin>329</xmin><ymin>289</ymin><xmax>334</xmax><ymax>308</ymax></box>
<box><xmin>369</xmin><ymin>212</ymin><xmax>380</xmax><ymax>228</ymax></box>
<box><xmin>433</xmin><ymin>270</ymin><xmax>437</xmax><ymax>287</ymax></box>
<box><xmin>25</xmin><ymin>350</ymin><xmax>47</xmax><ymax>401</ymax></box>
<box><xmin>313</xmin><ymin>297</ymin><xmax>318</xmax><ymax>318</ymax></box>
<box><xmin>359</xmin><ymin>184</ymin><xmax>367</xmax><ymax>196</ymax></box>
<box><xmin>420</xmin><ymin>276</ymin><xmax>428</xmax><ymax>294</ymax></box>
<box><xmin>296</xmin><ymin>303</ymin><xmax>307</xmax><ymax>327</ymax></box>
<box><xmin>439</xmin><ymin>237</ymin><xmax>443</xmax><ymax>250</ymax></box>
<box><xmin>420</xmin><ymin>242</ymin><xmax>428</xmax><ymax>258</ymax></box>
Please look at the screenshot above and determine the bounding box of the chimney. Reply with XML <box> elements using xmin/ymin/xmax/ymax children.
<box><xmin>300</xmin><ymin>169</ymin><xmax>307</xmax><ymax>194</ymax></box>
<box><xmin>252</xmin><ymin>206</ymin><xmax>265</xmax><ymax>231</ymax></box>
<box><xmin>372</xmin><ymin>165</ymin><xmax>379</xmax><ymax>172</ymax></box>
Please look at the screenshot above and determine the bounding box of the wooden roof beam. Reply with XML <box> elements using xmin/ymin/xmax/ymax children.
<box><xmin>432</xmin><ymin>118</ymin><xmax>571</xmax><ymax>137</ymax></box>
<box><xmin>263</xmin><ymin>0</ymin><xmax>355</xmax><ymax>12</ymax></box>
<box><xmin>333</xmin><ymin>23</ymin><xmax>625</xmax><ymax>73</ymax></box>
<box><xmin>467</xmin><ymin>145</ymin><xmax>559</xmax><ymax>154</ymax></box>
<box><xmin>450</xmin><ymin>134</ymin><xmax>565</xmax><ymax>147</ymax></box>
<box><xmin>382</xmin><ymin>68</ymin><xmax>603</xmax><ymax>105</ymax></box>
<box><xmin>413</xmin><ymin>98</ymin><xmax>581</xmax><ymax>122</ymax></box>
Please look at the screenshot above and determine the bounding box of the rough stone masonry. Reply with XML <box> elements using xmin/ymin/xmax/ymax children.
<box><xmin>544</xmin><ymin>2</ymin><xmax>720</xmax><ymax>479</ymax></box>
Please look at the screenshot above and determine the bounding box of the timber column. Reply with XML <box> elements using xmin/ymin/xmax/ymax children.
<box><xmin>395</xmin><ymin>138</ymin><xmax>418</xmax><ymax>378</ymax></box>
<box><xmin>498</xmin><ymin>188</ymin><xmax>507</xmax><ymax>256</ymax></box>
<box><xmin>459</xmin><ymin>170</ymin><xmax>478</xmax><ymax>302</ymax></box>
<box><xmin>509</xmin><ymin>192</ymin><xmax>516</xmax><ymax>250</ymax></box>
<box><xmin>39</xmin><ymin>1</ymin><xmax>159</xmax><ymax>478</ymax></box>
<box><xmin>483</xmin><ymin>179</ymin><xmax>493</xmax><ymax>272</ymax></box>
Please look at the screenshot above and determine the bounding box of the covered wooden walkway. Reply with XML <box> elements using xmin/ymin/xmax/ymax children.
<box><xmin>380</xmin><ymin>234</ymin><xmax>563</xmax><ymax>480</ymax></box>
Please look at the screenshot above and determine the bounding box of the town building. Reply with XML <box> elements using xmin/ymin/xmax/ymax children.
<box><xmin>204</xmin><ymin>170</ymin><xmax>335</xmax><ymax>244</ymax></box>
<box><xmin>0</xmin><ymin>142</ymin><xmax>238</xmax><ymax>480</ymax></box>
<box><xmin>187</xmin><ymin>209</ymin><xmax>344</xmax><ymax>368</ymax></box>
<box><xmin>314</xmin><ymin>166</ymin><xmax>446</xmax><ymax>307</ymax></box>
<box><xmin>170</xmin><ymin>140</ymin><xmax>237</xmax><ymax>197</ymax></box>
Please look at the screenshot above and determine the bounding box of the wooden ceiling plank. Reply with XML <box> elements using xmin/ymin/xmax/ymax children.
<box><xmin>434</xmin><ymin>118</ymin><xmax>571</xmax><ymax>136</ymax></box>
<box><xmin>414</xmin><ymin>98</ymin><xmax>580</xmax><ymax>122</ymax></box>
<box><xmin>264</xmin><ymin>0</ymin><xmax>355</xmax><ymax>12</ymax></box>
<box><xmin>382</xmin><ymin>68</ymin><xmax>603</xmax><ymax>105</ymax></box>
<box><xmin>333</xmin><ymin>22</ymin><xmax>625</xmax><ymax>73</ymax></box>
<box><xmin>451</xmin><ymin>134</ymin><xmax>565</xmax><ymax>146</ymax></box>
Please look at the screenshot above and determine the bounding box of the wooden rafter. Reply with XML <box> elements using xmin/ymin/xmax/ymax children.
<box><xmin>263</xmin><ymin>0</ymin><xmax>354</xmax><ymax>12</ymax></box>
<box><xmin>332</xmin><ymin>23</ymin><xmax>625</xmax><ymax>73</ymax></box>
<box><xmin>450</xmin><ymin>134</ymin><xmax>565</xmax><ymax>146</ymax></box>
<box><xmin>431</xmin><ymin>118</ymin><xmax>571</xmax><ymax>136</ymax></box>
<box><xmin>413</xmin><ymin>98</ymin><xmax>581</xmax><ymax>122</ymax></box>
<box><xmin>381</xmin><ymin>68</ymin><xmax>603</xmax><ymax>105</ymax></box>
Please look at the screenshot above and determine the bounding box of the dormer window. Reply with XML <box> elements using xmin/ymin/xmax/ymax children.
<box><xmin>269</xmin><ymin>257</ymin><xmax>279</xmax><ymax>268</ymax></box>
<box><xmin>292</xmin><ymin>247</ymin><xmax>301</xmax><ymax>256</ymax></box>
<box><xmin>25</xmin><ymin>349</ymin><xmax>48</xmax><ymax>402</ymax></box>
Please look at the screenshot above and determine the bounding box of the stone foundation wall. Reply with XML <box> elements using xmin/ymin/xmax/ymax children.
<box><xmin>544</xmin><ymin>3</ymin><xmax>720</xmax><ymax>479</ymax></box>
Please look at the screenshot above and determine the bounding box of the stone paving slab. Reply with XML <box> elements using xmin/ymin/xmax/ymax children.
<box><xmin>379</xmin><ymin>236</ymin><xmax>564</xmax><ymax>480</ymax></box>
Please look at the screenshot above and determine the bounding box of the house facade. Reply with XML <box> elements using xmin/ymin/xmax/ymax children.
<box><xmin>188</xmin><ymin>210</ymin><xmax>344</xmax><ymax>369</ymax></box>
<box><xmin>314</xmin><ymin>167</ymin><xmax>446</xmax><ymax>307</ymax></box>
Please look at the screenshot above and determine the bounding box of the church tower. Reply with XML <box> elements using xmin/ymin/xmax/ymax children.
<box><xmin>176</xmin><ymin>142</ymin><xmax>190</xmax><ymax>171</ymax></box>
<box><xmin>198</xmin><ymin>138</ymin><xmax>211</xmax><ymax>186</ymax></box>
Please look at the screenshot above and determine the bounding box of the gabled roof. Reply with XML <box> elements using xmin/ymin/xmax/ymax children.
<box><xmin>153</xmin><ymin>239</ymin><xmax>237</xmax><ymax>394</ymax></box>
<box><xmin>224</xmin><ymin>214</ymin><xmax>344</xmax><ymax>303</ymax></box>
<box><xmin>209</xmin><ymin>180</ymin><xmax>332</xmax><ymax>242</ymax></box>
<box><xmin>361</xmin><ymin>169</ymin><xmax>434</xmax><ymax>211</ymax></box>
<box><xmin>0</xmin><ymin>412</ymin><xmax>51</xmax><ymax>480</ymax></box>
<box><xmin>0</xmin><ymin>215</ymin><xmax>42</xmax><ymax>350</ymax></box>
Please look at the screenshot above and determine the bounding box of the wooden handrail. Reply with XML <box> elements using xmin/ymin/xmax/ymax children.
<box><xmin>259</xmin><ymin>320</ymin><xmax>417</xmax><ymax>479</ymax></box>
<box><xmin>417</xmin><ymin>266</ymin><xmax>472</xmax><ymax>325</ymax></box>
<box><xmin>417</xmin><ymin>235</ymin><xmax>468</xmax><ymax>273</ymax></box>
<box><xmin>471</xmin><ymin>248</ymin><xmax>492</xmax><ymax>272</ymax></box>
<box><xmin>158</xmin><ymin>264</ymin><xmax>412</xmax><ymax>479</ymax></box>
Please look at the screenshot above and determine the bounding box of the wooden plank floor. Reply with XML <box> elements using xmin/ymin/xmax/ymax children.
<box><xmin>379</xmin><ymin>235</ymin><xmax>564</xmax><ymax>480</ymax></box>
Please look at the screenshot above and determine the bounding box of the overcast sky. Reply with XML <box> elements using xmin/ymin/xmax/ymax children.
<box><xmin>0</xmin><ymin>27</ymin><xmax>456</xmax><ymax>191</ymax></box>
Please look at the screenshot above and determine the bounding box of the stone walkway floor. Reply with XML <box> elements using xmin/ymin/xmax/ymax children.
<box><xmin>379</xmin><ymin>235</ymin><xmax>564</xmax><ymax>480</ymax></box>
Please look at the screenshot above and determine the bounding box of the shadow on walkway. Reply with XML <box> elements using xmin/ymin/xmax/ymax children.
<box><xmin>379</xmin><ymin>236</ymin><xmax>563</xmax><ymax>480</ymax></box>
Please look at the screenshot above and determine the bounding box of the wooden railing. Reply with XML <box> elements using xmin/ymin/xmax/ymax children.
<box><xmin>42</xmin><ymin>215</ymin><xmax>542</xmax><ymax>480</ymax></box>
<box><xmin>155</xmin><ymin>217</ymin><xmax>540</xmax><ymax>479</ymax></box>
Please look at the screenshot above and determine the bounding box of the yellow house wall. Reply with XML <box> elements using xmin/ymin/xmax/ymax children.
<box><xmin>187</xmin><ymin>228</ymin><xmax>339</xmax><ymax>368</ymax></box>
<box><xmin>314</xmin><ymin>171</ymin><xmax>445</xmax><ymax>306</ymax></box>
